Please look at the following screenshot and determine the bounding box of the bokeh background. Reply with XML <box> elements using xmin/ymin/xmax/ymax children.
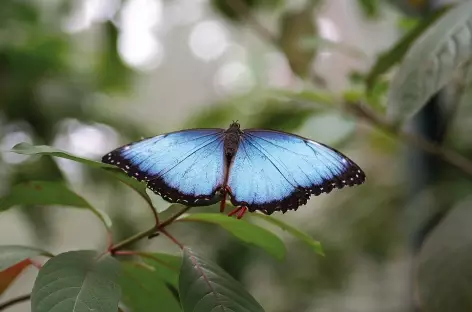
<box><xmin>2</xmin><ymin>0</ymin><xmax>472</xmax><ymax>311</ymax></box>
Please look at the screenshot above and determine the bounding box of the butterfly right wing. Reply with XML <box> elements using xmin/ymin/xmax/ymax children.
<box><xmin>102</xmin><ymin>129</ymin><xmax>226</xmax><ymax>206</ymax></box>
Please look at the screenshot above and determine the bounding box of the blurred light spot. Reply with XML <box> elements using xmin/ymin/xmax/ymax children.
<box><xmin>55</xmin><ymin>119</ymin><xmax>119</xmax><ymax>158</ymax></box>
<box><xmin>214</xmin><ymin>62</ymin><xmax>255</xmax><ymax>95</ymax></box>
<box><xmin>317</xmin><ymin>17</ymin><xmax>341</xmax><ymax>60</ymax></box>
<box><xmin>54</xmin><ymin>120</ymin><xmax>119</xmax><ymax>183</ymax></box>
<box><xmin>166</xmin><ymin>0</ymin><xmax>204</xmax><ymax>26</ymax></box>
<box><xmin>189</xmin><ymin>20</ymin><xmax>229</xmax><ymax>61</ymax></box>
<box><xmin>118</xmin><ymin>31</ymin><xmax>164</xmax><ymax>70</ymax></box>
<box><xmin>118</xmin><ymin>0</ymin><xmax>164</xmax><ymax>70</ymax></box>
<box><xmin>225</xmin><ymin>43</ymin><xmax>248</xmax><ymax>62</ymax></box>
<box><xmin>317</xmin><ymin>17</ymin><xmax>340</xmax><ymax>42</ymax></box>
<box><xmin>64</xmin><ymin>0</ymin><xmax>121</xmax><ymax>33</ymax></box>
<box><xmin>1</xmin><ymin>131</ymin><xmax>32</xmax><ymax>164</ymax></box>
<box><xmin>120</xmin><ymin>0</ymin><xmax>163</xmax><ymax>31</ymax></box>
<box><xmin>265</xmin><ymin>52</ymin><xmax>293</xmax><ymax>87</ymax></box>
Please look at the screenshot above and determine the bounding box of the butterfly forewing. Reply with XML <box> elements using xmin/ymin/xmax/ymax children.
<box><xmin>227</xmin><ymin>129</ymin><xmax>365</xmax><ymax>213</ymax></box>
<box><xmin>102</xmin><ymin>129</ymin><xmax>226</xmax><ymax>205</ymax></box>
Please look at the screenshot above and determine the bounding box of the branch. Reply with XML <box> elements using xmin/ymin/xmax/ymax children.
<box><xmin>0</xmin><ymin>294</ymin><xmax>31</xmax><ymax>311</ymax></box>
<box><xmin>109</xmin><ymin>205</ymin><xmax>192</xmax><ymax>253</ymax></box>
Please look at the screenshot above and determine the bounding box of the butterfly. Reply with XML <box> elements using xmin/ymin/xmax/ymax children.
<box><xmin>102</xmin><ymin>122</ymin><xmax>365</xmax><ymax>219</ymax></box>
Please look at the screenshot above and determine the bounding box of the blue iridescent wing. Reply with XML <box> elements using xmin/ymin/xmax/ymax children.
<box><xmin>102</xmin><ymin>129</ymin><xmax>226</xmax><ymax>206</ymax></box>
<box><xmin>227</xmin><ymin>129</ymin><xmax>365</xmax><ymax>214</ymax></box>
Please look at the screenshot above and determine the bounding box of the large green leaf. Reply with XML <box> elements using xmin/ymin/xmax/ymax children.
<box><xmin>179</xmin><ymin>213</ymin><xmax>285</xmax><ymax>260</ymax></box>
<box><xmin>0</xmin><ymin>181</ymin><xmax>112</xmax><ymax>230</ymax></box>
<box><xmin>387</xmin><ymin>1</ymin><xmax>472</xmax><ymax>122</ymax></box>
<box><xmin>31</xmin><ymin>250</ymin><xmax>121</xmax><ymax>312</ymax></box>
<box><xmin>139</xmin><ymin>252</ymin><xmax>181</xmax><ymax>287</ymax></box>
<box><xmin>366</xmin><ymin>6</ymin><xmax>451</xmax><ymax>90</ymax></box>
<box><xmin>0</xmin><ymin>245</ymin><xmax>52</xmax><ymax>271</ymax></box>
<box><xmin>10</xmin><ymin>142</ymin><xmax>153</xmax><ymax>207</ymax></box>
<box><xmin>417</xmin><ymin>201</ymin><xmax>472</xmax><ymax>312</ymax></box>
<box><xmin>179</xmin><ymin>248</ymin><xmax>265</xmax><ymax>312</ymax></box>
<box><xmin>120</xmin><ymin>262</ymin><xmax>181</xmax><ymax>312</ymax></box>
<box><xmin>249</xmin><ymin>213</ymin><xmax>324</xmax><ymax>256</ymax></box>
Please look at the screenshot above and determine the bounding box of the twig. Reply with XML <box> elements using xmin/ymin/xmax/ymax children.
<box><xmin>109</xmin><ymin>205</ymin><xmax>192</xmax><ymax>253</ymax></box>
<box><xmin>0</xmin><ymin>294</ymin><xmax>31</xmax><ymax>311</ymax></box>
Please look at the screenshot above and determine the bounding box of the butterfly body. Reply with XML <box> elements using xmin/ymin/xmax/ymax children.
<box><xmin>102</xmin><ymin>122</ymin><xmax>365</xmax><ymax>218</ymax></box>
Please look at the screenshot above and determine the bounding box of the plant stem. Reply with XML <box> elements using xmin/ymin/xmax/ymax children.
<box><xmin>0</xmin><ymin>294</ymin><xmax>31</xmax><ymax>311</ymax></box>
<box><xmin>109</xmin><ymin>205</ymin><xmax>192</xmax><ymax>253</ymax></box>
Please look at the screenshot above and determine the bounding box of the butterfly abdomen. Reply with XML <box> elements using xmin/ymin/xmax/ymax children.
<box><xmin>223</xmin><ymin>123</ymin><xmax>242</xmax><ymax>162</ymax></box>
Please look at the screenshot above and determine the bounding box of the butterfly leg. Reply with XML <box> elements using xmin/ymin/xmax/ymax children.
<box><xmin>227</xmin><ymin>204</ymin><xmax>248</xmax><ymax>219</ymax></box>
<box><xmin>220</xmin><ymin>186</ymin><xmax>231</xmax><ymax>213</ymax></box>
<box><xmin>236</xmin><ymin>206</ymin><xmax>248</xmax><ymax>219</ymax></box>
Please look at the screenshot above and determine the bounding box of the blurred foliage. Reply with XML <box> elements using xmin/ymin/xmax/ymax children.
<box><xmin>211</xmin><ymin>0</ymin><xmax>283</xmax><ymax>21</ymax></box>
<box><xmin>279</xmin><ymin>3</ymin><xmax>317</xmax><ymax>79</ymax></box>
<box><xmin>2</xmin><ymin>0</ymin><xmax>472</xmax><ymax>311</ymax></box>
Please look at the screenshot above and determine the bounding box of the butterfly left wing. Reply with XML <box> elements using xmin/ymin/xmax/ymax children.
<box><xmin>102</xmin><ymin>129</ymin><xmax>226</xmax><ymax>206</ymax></box>
<box><xmin>227</xmin><ymin>129</ymin><xmax>365</xmax><ymax>214</ymax></box>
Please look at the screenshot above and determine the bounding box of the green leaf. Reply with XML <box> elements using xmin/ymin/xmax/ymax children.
<box><xmin>249</xmin><ymin>213</ymin><xmax>324</xmax><ymax>256</ymax></box>
<box><xmin>139</xmin><ymin>252</ymin><xmax>181</xmax><ymax>287</ymax></box>
<box><xmin>271</xmin><ymin>89</ymin><xmax>336</xmax><ymax>106</ymax></box>
<box><xmin>179</xmin><ymin>248</ymin><xmax>265</xmax><ymax>312</ymax></box>
<box><xmin>279</xmin><ymin>3</ymin><xmax>317</xmax><ymax>78</ymax></box>
<box><xmin>121</xmin><ymin>262</ymin><xmax>181</xmax><ymax>312</ymax></box>
<box><xmin>366</xmin><ymin>6</ymin><xmax>451</xmax><ymax>90</ymax></box>
<box><xmin>0</xmin><ymin>181</ymin><xmax>112</xmax><ymax>230</ymax></box>
<box><xmin>10</xmin><ymin>142</ymin><xmax>111</xmax><ymax>168</ymax></box>
<box><xmin>357</xmin><ymin>0</ymin><xmax>380</xmax><ymax>19</ymax></box>
<box><xmin>417</xmin><ymin>201</ymin><xmax>472</xmax><ymax>312</ymax></box>
<box><xmin>31</xmin><ymin>250</ymin><xmax>121</xmax><ymax>312</ymax></box>
<box><xmin>387</xmin><ymin>1</ymin><xmax>472</xmax><ymax>122</ymax></box>
<box><xmin>10</xmin><ymin>142</ymin><xmax>153</xmax><ymax>209</ymax></box>
<box><xmin>179</xmin><ymin>213</ymin><xmax>285</xmax><ymax>260</ymax></box>
<box><xmin>0</xmin><ymin>245</ymin><xmax>52</xmax><ymax>271</ymax></box>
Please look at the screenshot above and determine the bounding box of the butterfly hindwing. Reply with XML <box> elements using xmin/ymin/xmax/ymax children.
<box><xmin>228</xmin><ymin>129</ymin><xmax>365</xmax><ymax>213</ymax></box>
<box><xmin>102</xmin><ymin>129</ymin><xmax>226</xmax><ymax>206</ymax></box>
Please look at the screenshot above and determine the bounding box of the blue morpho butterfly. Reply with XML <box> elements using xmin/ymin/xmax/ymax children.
<box><xmin>102</xmin><ymin>122</ymin><xmax>366</xmax><ymax>219</ymax></box>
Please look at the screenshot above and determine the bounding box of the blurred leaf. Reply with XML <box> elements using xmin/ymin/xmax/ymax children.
<box><xmin>179</xmin><ymin>248</ymin><xmax>265</xmax><ymax>312</ymax></box>
<box><xmin>272</xmin><ymin>89</ymin><xmax>335</xmax><ymax>106</ymax></box>
<box><xmin>139</xmin><ymin>252</ymin><xmax>181</xmax><ymax>287</ymax></box>
<box><xmin>31</xmin><ymin>250</ymin><xmax>121</xmax><ymax>312</ymax></box>
<box><xmin>211</xmin><ymin>0</ymin><xmax>282</xmax><ymax>22</ymax></box>
<box><xmin>417</xmin><ymin>200</ymin><xmax>472</xmax><ymax>312</ymax></box>
<box><xmin>250</xmin><ymin>213</ymin><xmax>324</xmax><ymax>255</ymax></box>
<box><xmin>279</xmin><ymin>5</ymin><xmax>317</xmax><ymax>78</ymax></box>
<box><xmin>366</xmin><ymin>6</ymin><xmax>451</xmax><ymax>91</ymax></box>
<box><xmin>0</xmin><ymin>181</ymin><xmax>112</xmax><ymax>230</ymax></box>
<box><xmin>10</xmin><ymin>142</ymin><xmax>153</xmax><ymax>208</ymax></box>
<box><xmin>98</xmin><ymin>22</ymin><xmax>132</xmax><ymax>93</ymax></box>
<box><xmin>121</xmin><ymin>262</ymin><xmax>181</xmax><ymax>312</ymax></box>
<box><xmin>357</xmin><ymin>0</ymin><xmax>380</xmax><ymax>18</ymax></box>
<box><xmin>0</xmin><ymin>245</ymin><xmax>52</xmax><ymax>271</ymax></box>
<box><xmin>179</xmin><ymin>213</ymin><xmax>285</xmax><ymax>260</ymax></box>
<box><xmin>10</xmin><ymin>143</ymin><xmax>111</xmax><ymax>168</ymax></box>
<box><xmin>248</xmin><ymin>100</ymin><xmax>317</xmax><ymax>132</ymax></box>
<box><xmin>0</xmin><ymin>259</ymin><xmax>31</xmax><ymax>296</ymax></box>
<box><xmin>300</xmin><ymin>37</ymin><xmax>367</xmax><ymax>60</ymax></box>
<box><xmin>387</xmin><ymin>2</ymin><xmax>472</xmax><ymax>123</ymax></box>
